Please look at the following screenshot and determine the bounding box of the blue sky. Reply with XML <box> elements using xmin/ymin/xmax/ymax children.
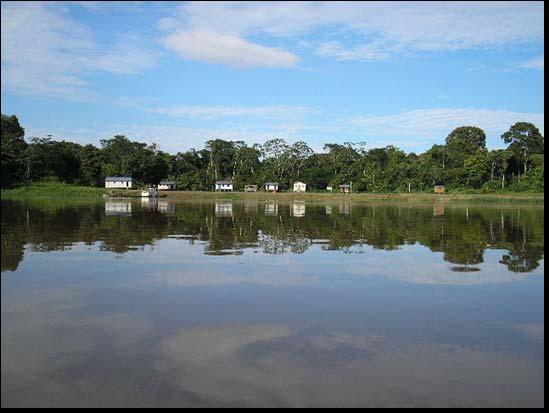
<box><xmin>1</xmin><ymin>1</ymin><xmax>544</xmax><ymax>154</ymax></box>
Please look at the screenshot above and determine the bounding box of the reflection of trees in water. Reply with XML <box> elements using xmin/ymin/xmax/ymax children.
<box><xmin>1</xmin><ymin>200</ymin><xmax>544</xmax><ymax>274</ymax></box>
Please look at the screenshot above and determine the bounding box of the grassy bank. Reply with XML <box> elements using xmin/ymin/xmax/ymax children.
<box><xmin>1</xmin><ymin>182</ymin><xmax>106</xmax><ymax>199</ymax></box>
<box><xmin>2</xmin><ymin>184</ymin><xmax>543</xmax><ymax>204</ymax></box>
<box><xmin>160</xmin><ymin>190</ymin><xmax>544</xmax><ymax>204</ymax></box>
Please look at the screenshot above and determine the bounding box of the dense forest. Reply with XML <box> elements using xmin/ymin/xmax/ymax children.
<box><xmin>1</xmin><ymin>114</ymin><xmax>544</xmax><ymax>192</ymax></box>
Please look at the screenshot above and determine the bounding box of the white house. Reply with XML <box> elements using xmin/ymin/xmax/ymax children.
<box><xmin>105</xmin><ymin>176</ymin><xmax>132</xmax><ymax>189</ymax></box>
<box><xmin>264</xmin><ymin>182</ymin><xmax>279</xmax><ymax>192</ymax></box>
<box><xmin>215</xmin><ymin>180</ymin><xmax>234</xmax><ymax>191</ymax></box>
<box><xmin>293</xmin><ymin>181</ymin><xmax>307</xmax><ymax>192</ymax></box>
<box><xmin>158</xmin><ymin>181</ymin><xmax>176</xmax><ymax>191</ymax></box>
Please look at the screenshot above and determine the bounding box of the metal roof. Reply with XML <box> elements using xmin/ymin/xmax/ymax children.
<box><xmin>105</xmin><ymin>176</ymin><xmax>132</xmax><ymax>181</ymax></box>
<box><xmin>159</xmin><ymin>181</ymin><xmax>176</xmax><ymax>185</ymax></box>
<box><xmin>265</xmin><ymin>182</ymin><xmax>279</xmax><ymax>185</ymax></box>
<box><xmin>215</xmin><ymin>181</ymin><xmax>233</xmax><ymax>185</ymax></box>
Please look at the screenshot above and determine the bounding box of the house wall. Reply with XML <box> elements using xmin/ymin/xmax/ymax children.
<box><xmin>158</xmin><ymin>184</ymin><xmax>175</xmax><ymax>190</ymax></box>
<box><xmin>215</xmin><ymin>184</ymin><xmax>233</xmax><ymax>191</ymax></box>
<box><xmin>105</xmin><ymin>181</ymin><xmax>132</xmax><ymax>188</ymax></box>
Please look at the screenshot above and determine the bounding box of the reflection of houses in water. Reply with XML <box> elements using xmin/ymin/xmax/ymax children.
<box><xmin>140</xmin><ymin>198</ymin><xmax>176</xmax><ymax>214</ymax></box>
<box><xmin>264</xmin><ymin>202</ymin><xmax>278</xmax><ymax>216</ymax></box>
<box><xmin>215</xmin><ymin>201</ymin><xmax>233</xmax><ymax>217</ymax></box>
<box><xmin>105</xmin><ymin>201</ymin><xmax>132</xmax><ymax>216</ymax></box>
<box><xmin>291</xmin><ymin>202</ymin><xmax>306</xmax><ymax>217</ymax></box>
<box><xmin>158</xmin><ymin>199</ymin><xmax>176</xmax><ymax>214</ymax></box>
<box><xmin>433</xmin><ymin>203</ymin><xmax>445</xmax><ymax>217</ymax></box>
<box><xmin>243</xmin><ymin>202</ymin><xmax>258</xmax><ymax>214</ymax></box>
<box><xmin>325</xmin><ymin>205</ymin><xmax>333</xmax><ymax>215</ymax></box>
<box><xmin>338</xmin><ymin>203</ymin><xmax>351</xmax><ymax>215</ymax></box>
<box><xmin>141</xmin><ymin>196</ymin><xmax>158</xmax><ymax>210</ymax></box>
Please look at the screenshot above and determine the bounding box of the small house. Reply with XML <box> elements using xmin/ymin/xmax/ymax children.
<box><xmin>158</xmin><ymin>181</ymin><xmax>176</xmax><ymax>191</ymax></box>
<box><xmin>105</xmin><ymin>176</ymin><xmax>132</xmax><ymax>189</ymax></box>
<box><xmin>434</xmin><ymin>185</ymin><xmax>445</xmax><ymax>194</ymax></box>
<box><xmin>244</xmin><ymin>185</ymin><xmax>258</xmax><ymax>192</ymax></box>
<box><xmin>264</xmin><ymin>182</ymin><xmax>279</xmax><ymax>192</ymax></box>
<box><xmin>339</xmin><ymin>184</ymin><xmax>352</xmax><ymax>193</ymax></box>
<box><xmin>293</xmin><ymin>182</ymin><xmax>307</xmax><ymax>192</ymax></box>
<box><xmin>215</xmin><ymin>180</ymin><xmax>234</xmax><ymax>191</ymax></box>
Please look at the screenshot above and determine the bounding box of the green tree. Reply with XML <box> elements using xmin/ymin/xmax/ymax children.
<box><xmin>1</xmin><ymin>114</ymin><xmax>27</xmax><ymax>188</ymax></box>
<box><xmin>501</xmin><ymin>122</ymin><xmax>544</xmax><ymax>175</ymax></box>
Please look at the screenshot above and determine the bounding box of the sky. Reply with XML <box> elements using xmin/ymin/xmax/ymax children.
<box><xmin>0</xmin><ymin>1</ymin><xmax>545</xmax><ymax>154</ymax></box>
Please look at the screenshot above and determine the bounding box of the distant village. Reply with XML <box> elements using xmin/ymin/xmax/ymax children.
<box><xmin>104</xmin><ymin>176</ymin><xmax>367</xmax><ymax>194</ymax></box>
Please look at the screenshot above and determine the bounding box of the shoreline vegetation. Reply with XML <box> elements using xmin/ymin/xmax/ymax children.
<box><xmin>1</xmin><ymin>115</ymin><xmax>545</xmax><ymax>196</ymax></box>
<box><xmin>1</xmin><ymin>182</ymin><xmax>544</xmax><ymax>204</ymax></box>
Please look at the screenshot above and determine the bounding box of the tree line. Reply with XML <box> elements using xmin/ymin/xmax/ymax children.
<box><xmin>1</xmin><ymin>114</ymin><xmax>544</xmax><ymax>192</ymax></box>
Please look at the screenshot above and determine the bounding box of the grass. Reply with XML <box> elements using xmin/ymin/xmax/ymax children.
<box><xmin>1</xmin><ymin>184</ymin><xmax>543</xmax><ymax>205</ymax></box>
<box><xmin>159</xmin><ymin>190</ymin><xmax>544</xmax><ymax>204</ymax></box>
<box><xmin>1</xmin><ymin>182</ymin><xmax>106</xmax><ymax>199</ymax></box>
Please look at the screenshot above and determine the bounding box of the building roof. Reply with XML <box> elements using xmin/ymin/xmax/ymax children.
<box><xmin>294</xmin><ymin>181</ymin><xmax>306</xmax><ymax>185</ymax></box>
<box><xmin>105</xmin><ymin>176</ymin><xmax>132</xmax><ymax>182</ymax></box>
<box><xmin>265</xmin><ymin>182</ymin><xmax>279</xmax><ymax>186</ymax></box>
<box><xmin>216</xmin><ymin>180</ymin><xmax>233</xmax><ymax>185</ymax></box>
<box><xmin>160</xmin><ymin>181</ymin><xmax>176</xmax><ymax>185</ymax></box>
<box><xmin>339</xmin><ymin>184</ymin><xmax>351</xmax><ymax>188</ymax></box>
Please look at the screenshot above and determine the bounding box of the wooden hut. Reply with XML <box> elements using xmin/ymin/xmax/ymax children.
<box><xmin>339</xmin><ymin>184</ymin><xmax>352</xmax><ymax>193</ymax></box>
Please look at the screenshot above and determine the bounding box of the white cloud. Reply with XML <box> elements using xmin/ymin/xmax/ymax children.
<box><xmin>23</xmin><ymin>123</ymin><xmax>304</xmax><ymax>154</ymax></box>
<box><xmin>1</xmin><ymin>2</ymin><xmax>157</xmax><ymax>99</ymax></box>
<box><xmin>161</xmin><ymin>30</ymin><xmax>298</xmax><ymax>68</ymax></box>
<box><xmin>521</xmin><ymin>55</ymin><xmax>544</xmax><ymax>70</ymax></box>
<box><xmin>146</xmin><ymin>104</ymin><xmax>315</xmax><ymax>120</ymax></box>
<box><xmin>24</xmin><ymin>107</ymin><xmax>545</xmax><ymax>155</ymax></box>
<box><xmin>161</xmin><ymin>1</ymin><xmax>544</xmax><ymax>65</ymax></box>
<box><xmin>349</xmin><ymin>108</ymin><xmax>545</xmax><ymax>140</ymax></box>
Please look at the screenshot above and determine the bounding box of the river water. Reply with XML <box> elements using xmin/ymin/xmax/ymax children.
<box><xmin>1</xmin><ymin>198</ymin><xmax>544</xmax><ymax>407</ymax></box>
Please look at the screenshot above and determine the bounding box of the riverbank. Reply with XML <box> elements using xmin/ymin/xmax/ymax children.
<box><xmin>1</xmin><ymin>184</ymin><xmax>544</xmax><ymax>204</ymax></box>
<box><xmin>161</xmin><ymin>191</ymin><xmax>544</xmax><ymax>204</ymax></box>
<box><xmin>0</xmin><ymin>182</ymin><xmax>105</xmax><ymax>199</ymax></box>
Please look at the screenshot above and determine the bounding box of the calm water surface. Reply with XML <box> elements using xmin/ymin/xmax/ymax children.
<box><xmin>1</xmin><ymin>198</ymin><xmax>544</xmax><ymax>407</ymax></box>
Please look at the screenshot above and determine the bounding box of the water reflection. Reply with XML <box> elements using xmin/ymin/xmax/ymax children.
<box><xmin>0</xmin><ymin>199</ymin><xmax>544</xmax><ymax>407</ymax></box>
<box><xmin>215</xmin><ymin>201</ymin><xmax>233</xmax><ymax>217</ymax></box>
<box><xmin>1</xmin><ymin>199</ymin><xmax>544</xmax><ymax>277</ymax></box>
<box><xmin>105</xmin><ymin>201</ymin><xmax>132</xmax><ymax>216</ymax></box>
<box><xmin>291</xmin><ymin>202</ymin><xmax>306</xmax><ymax>218</ymax></box>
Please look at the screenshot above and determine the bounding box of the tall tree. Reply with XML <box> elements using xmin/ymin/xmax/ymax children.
<box><xmin>1</xmin><ymin>114</ymin><xmax>27</xmax><ymax>188</ymax></box>
<box><xmin>501</xmin><ymin>122</ymin><xmax>544</xmax><ymax>175</ymax></box>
